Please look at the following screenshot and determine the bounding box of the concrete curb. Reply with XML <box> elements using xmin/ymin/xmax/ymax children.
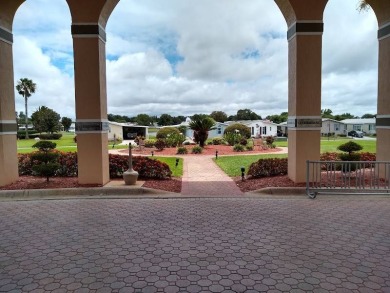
<box><xmin>0</xmin><ymin>187</ymin><xmax>178</xmax><ymax>201</ymax></box>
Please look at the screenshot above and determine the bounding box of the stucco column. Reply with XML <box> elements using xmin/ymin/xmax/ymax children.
<box><xmin>71</xmin><ymin>24</ymin><xmax>110</xmax><ymax>185</ymax></box>
<box><xmin>67</xmin><ymin>0</ymin><xmax>118</xmax><ymax>185</ymax></box>
<box><xmin>275</xmin><ymin>0</ymin><xmax>327</xmax><ymax>183</ymax></box>
<box><xmin>0</xmin><ymin>1</ymin><xmax>24</xmax><ymax>187</ymax></box>
<box><xmin>372</xmin><ymin>4</ymin><xmax>390</xmax><ymax>165</ymax></box>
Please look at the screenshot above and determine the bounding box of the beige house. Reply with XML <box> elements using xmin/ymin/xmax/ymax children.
<box><xmin>341</xmin><ymin>118</ymin><xmax>376</xmax><ymax>135</ymax></box>
<box><xmin>321</xmin><ymin>118</ymin><xmax>347</xmax><ymax>136</ymax></box>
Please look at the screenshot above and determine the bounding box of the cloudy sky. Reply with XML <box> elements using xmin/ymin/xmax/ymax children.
<box><xmin>13</xmin><ymin>0</ymin><xmax>378</xmax><ymax>120</ymax></box>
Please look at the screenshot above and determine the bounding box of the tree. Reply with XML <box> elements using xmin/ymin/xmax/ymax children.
<box><xmin>158</xmin><ymin>114</ymin><xmax>174</xmax><ymax>126</ymax></box>
<box><xmin>210</xmin><ymin>111</ymin><xmax>228</xmax><ymax>123</ymax></box>
<box><xmin>31</xmin><ymin>106</ymin><xmax>61</xmax><ymax>133</ymax></box>
<box><xmin>189</xmin><ymin>117</ymin><xmax>216</xmax><ymax>148</ymax></box>
<box><xmin>236</xmin><ymin>109</ymin><xmax>261</xmax><ymax>120</ymax></box>
<box><xmin>361</xmin><ymin>113</ymin><xmax>375</xmax><ymax>118</ymax></box>
<box><xmin>16</xmin><ymin>78</ymin><xmax>36</xmax><ymax>139</ymax></box>
<box><xmin>266</xmin><ymin>112</ymin><xmax>288</xmax><ymax>124</ymax></box>
<box><xmin>334</xmin><ymin>113</ymin><xmax>358</xmax><ymax>121</ymax></box>
<box><xmin>31</xmin><ymin>141</ymin><xmax>60</xmax><ymax>182</ymax></box>
<box><xmin>135</xmin><ymin>114</ymin><xmax>153</xmax><ymax>126</ymax></box>
<box><xmin>321</xmin><ymin>109</ymin><xmax>334</xmax><ymax>119</ymax></box>
<box><xmin>358</xmin><ymin>0</ymin><xmax>370</xmax><ymax>11</ymax></box>
<box><xmin>61</xmin><ymin>117</ymin><xmax>72</xmax><ymax>132</ymax></box>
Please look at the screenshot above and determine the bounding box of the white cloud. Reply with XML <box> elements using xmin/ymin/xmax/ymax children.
<box><xmin>13</xmin><ymin>37</ymin><xmax>75</xmax><ymax>119</ymax></box>
<box><xmin>10</xmin><ymin>0</ymin><xmax>380</xmax><ymax>120</ymax></box>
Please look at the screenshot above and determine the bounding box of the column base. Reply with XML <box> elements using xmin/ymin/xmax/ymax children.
<box><xmin>288</xmin><ymin>130</ymin><xmax>321</xmax><ymax>183</ymax></box>
<box><xmin>0</xmin><ymin>135</ymin><xmax>18</xmax><ymax>187</ymax></box>
<box><xmin>76</xmin><ymin>133</ymin><xmax>109</xmax><ymax>185</ymax></box>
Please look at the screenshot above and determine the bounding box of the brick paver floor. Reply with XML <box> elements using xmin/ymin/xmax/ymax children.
<box><xmin>181</xmin><ymin>156</ymin><xmax>243</xmax><ymax>196</ymax></box>
<box><xmin>1</xmin><ymin>198</ymin><xmax>390</xmax><ymax>292</ymax></box>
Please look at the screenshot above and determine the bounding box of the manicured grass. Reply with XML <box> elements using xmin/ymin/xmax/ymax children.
<box><xmin>215</xmin><ymin>139</ymin><xmax>376</xmax><ymax>177</ymax></box>
<box><xmin>214</xmin><ymin>154</ymin><xmax>287</xmax><ymax>177</ymax></box>
<box><xmin>275</xmin><ymin>139</ymin><xmax>376</xmax><ymax>153</ymax></box>
<box><xmin>152</xmin><ymin>157</ymin><xmax>183</xmax><ymax>177</ymax></box>
<box><xmin>320</xmin><ymin>139</ymin><xmax>376</xmax><ymax>153</ymax></box>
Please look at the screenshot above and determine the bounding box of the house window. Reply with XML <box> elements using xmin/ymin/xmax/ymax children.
<box><xmin>270</xmin><ymin>127</ymin><xmax>272</xmax><ymax>131</ymax></box>
<box><xmin>262</xmin><ymin>127</ymin><xmax>267</xmax><ymax>135</ymax></box>
<box><xmin>369</xmin><ymin>124</ymin><xmax>375</xmax><ymax>131</ymax></box>
<box><xmin>251</xmin><ymin>127</ymin><xmax>254</xmax><ymax>136</ymax></box>
<box><xmin>353</xmin><ymin>125</ymin><xmax>362</xmax><ymax>131</ymax></box>
<box><xmin>334</xmin><ymin>124</ymin><xmax>339</xmax><ymax>131</ymax></box>
<box><xmin>217</xmin><ymin>126</ymin><xmax>222</xmax><ymax>134</ymax></box>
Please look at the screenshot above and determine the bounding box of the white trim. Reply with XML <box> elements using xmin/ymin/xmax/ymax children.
<box><xmin>379</xmin><ymin>35</ymin><xmax>390</xmax><ymax>41</ymax></box>
<box><xmin>0</xmin><ymin>132</ymin><xmax>17</xmax><ymax>135</ymax></box>
<box><xmin>379</xmin><ymin>22</ymin><xmax>390</xmax><ymax>30</ymax></box>
<box><xmin>288</xmin><ymin>116</ymin><xmax>322</xmax><ymax>119</ymax></box>
<box><xmin>0</xmin><ymin>120</ymin><xmax>17</xmax><ymax>124</ymax></box>
<box><xmin>76</xmin><ymin>119</ymin><xmax>109</xmax><ymax>123</ymax></box>
<box><xmin>288</xmin><ymin>128</ymin><xmax>321</xmax><ymax>131</ymax></box>
<box><xmin>376</xmin><ymin>115</ymin><xmax>390</xmax><ymax>118</ymax></box>
<box><xmin>0</xmin><ymin>38</ymin><xmax>12</xmax><ymax>45</ymax></box>
<box><xmin>75</xmin><ymin>131</ymin><xmax>109</xmax><ymax>134</ymax></box>
<box><xmin>72</xmin><ymin>35</ymin><xmax>106</xmax><ymax>43</ymax></box>
<box><xmin>0</xmin><ymin>25</ymin><xmax>12</xmax><ymax>33</ymax></box>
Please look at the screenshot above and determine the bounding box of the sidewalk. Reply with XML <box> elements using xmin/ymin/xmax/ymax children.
<box><xmin>181</xmin><ymin>155</ymin><xmax>243</xmax><ymax>196</ymax></box>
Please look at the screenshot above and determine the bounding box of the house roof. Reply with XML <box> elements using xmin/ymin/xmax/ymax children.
<box><xmin>340</xmin><ymin>118</ymin><xmax>375</xmax><ymax>124</ymax></box>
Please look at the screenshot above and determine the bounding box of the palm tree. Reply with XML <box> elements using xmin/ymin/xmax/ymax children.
<box><xmin>16</xmin><ymin>78</ymin><xmax>36</xmax><ymax>139</ymax></box>
<box><xmin>189</xmin><ymin>117</ymin><xmax>216</xmax><ymax>148</ymax></box>
<box><xmin>358</xmin><ymin>0</ymin><xmax>370</xmax><ymax>11</ymax></box>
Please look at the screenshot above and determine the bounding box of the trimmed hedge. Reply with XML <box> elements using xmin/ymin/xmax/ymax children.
<box><xmin>17</xmin><ymin>130</ymin><xmax>39</xmax><ymax>139</ymax></box>
<box><xmin>248</xmin><ymin>158</ymin><xmax>288</xmax><ymax>178</ymax></box>
<box><xmin>39</xmin><ymin>133</ymin><xmax>63</xmax><ymax>140</ymax></box>
<box><xmin>18</xmin><ymin>152</ymin><xmax>172</xmax><ymax>179</ymax></box>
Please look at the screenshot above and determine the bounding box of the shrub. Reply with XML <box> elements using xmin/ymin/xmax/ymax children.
<box><xmin>155</xmin><ymin>139</ymin><xmax>166</xmax><ymax>151</ymax></box>
<box><xmin>248</xmin><ymin>158</ymin><xmax>288</xmax><ymax>178</ymax></box>
<box><xmin>337</xmin><ymin>141</ymin><xmax>363</xmax><ymax>155</ymax></box>
<box><xmin>39</xmin><ymin>133</ymin><xmax>63</xmax><ymax>140</ymax></box>
<box><xmin>30</xmin><ymin>141</ymin><xmax>60</xmax><ymax>182</ymax></box>
<box><xmin>265</xmin><ymin>136</ymin><xmax>275</xmax><ymax>146</ymax></box>
<box><xmin>144</xmin><ymin>139</ymin><xmax>156</xmax><ymax>148</ymax></box>
<box><xmin>223</xmin><ymin>132</ymin><xmax>240</xmax><ymax>146</ymax></box>
<box><xmin>233</xmin><ymin>144</ymin><xmax>245</xmax><ymax>152</ymax></box>
<box><xmin>359</xmin><ymin>152</ymin><xmax>376</xmax><ymax>161</ymax></box>
<box><xmin>19</xmin><ymin>152</ymin><xmax>173</xmax><ymax>179</ymax></box>
<box><xmin>166</xmin><ymin>132</ymin><xmax>185</xmax><ymax>147</ymax></box>
<box><xmin>56</xmin><ymin>152</ymin><xmax>78</xmax><ymax>177</ymax></box>
<box><xmin>239</xmin><ymin>138</ymin><xmax>248</xmax><ymax>146</ymax></box>
<box><xmin>320</xmin><ymin>152</ymin><xmax>340</xmax><ymax>162</ymax></box>
<box><xmin>17</xmin><ymin>130</ymin><xmax>39</xmax><ymax>139</ymax></box>
<box><xmin>224</xmin><ymin>123</ymin><xmax>251</xmax><ymax>139</ymax></box>
<box><xmin>338</xmin><ymin>134</ymin><xmax>347</xmax><ymax>137</ymax></box>
<box><xmin>109</xmin><ymin>154</ymin><xmax>172</xmax><ymax>179</ymax></box>
<box><xmin>177</xmin><ymin>147</ymin><xmax>188</xmax><ymax>155</ymax></box>
<box><xmin>74</xmin><ymin>135</ymin><xmax>77</xmax><ymax>143</ymax></box>
<box><xmin>156</xmin><ymin>127</ymin><xmax>180</xmax><ymax>139</ymax></box>
<box><xmin>246</xmin><ymin>145</ymin><xmax>254</xmax><ymax>151</ymax></box>
<box><xmin>211</xmin><ymin>137</ymin><xmax>225</xmax><ymax>145</ymax></box>
<box><xmin>191</xmin><ymin>146</ymin><xmax>203</xmax><ymax>154</ymax></box>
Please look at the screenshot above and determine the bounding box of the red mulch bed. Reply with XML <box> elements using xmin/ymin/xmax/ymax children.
<box><xmin>122</xmin><ymin>144</ymin><xmax>284</xmax><ymax>156</ymax></box>
<box><xmin>235</xmin><ymin>175</ymin><xmax>306</xmax><ymax>193</ymax></box>
<box><xmin>142</xmin><ymin>178</ymin><xmax>182</xmax><ymax>193</ymax></box>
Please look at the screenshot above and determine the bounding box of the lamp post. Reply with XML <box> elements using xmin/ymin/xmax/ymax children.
<box><xmin>215</xmin><ymin>150</ymin><xmax>218</xmax><ymax>159</ymax></box>
<box><xmin>123</xmin><ymin>143</ymin><xmax>139</xmax><ymax>185</ymax></box>
<box><xmin>175</xmin><ymin>158</ymin><xmax>179</xmax><ymax>167</ymax></box>
<box><xmin>241</xmin><ymin>166</ymin><xmax>245</xmax><ymax>181</ymax></box>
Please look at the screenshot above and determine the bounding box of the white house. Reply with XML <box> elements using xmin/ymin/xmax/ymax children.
<box><xmin>107</xmin><ymin>122</ymin><xmax>149</xmax><ymax>141</ymax></box>
<box><xmin>237</xmin><ymin>120</ymin><xmax>278</xmax><ymax>137</ymax></box>
<box><xmin>341</xmin><ymin>118</ymin><xmax>376</xmax><ymax>135</ymax></box>
<box><xmin>321</xmin><ymin>118</ymin><xmax>347</xmax><ymax>136</ymax></box>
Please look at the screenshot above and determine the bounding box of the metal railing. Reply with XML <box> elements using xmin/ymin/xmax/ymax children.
<box><xmin>306</xmin><ymin>160</ymin><xmax>390</xmax><ymax>198</ymax></box>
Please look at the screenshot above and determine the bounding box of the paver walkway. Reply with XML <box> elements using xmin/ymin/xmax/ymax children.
<box><xmin>181</xmin><ymin>156</ymin><xmax>243</xmax><ymax>197</ymax></box>
<box><xmin>0</xmin><ymin>198</ymin><xmax>389</xmax><ymax>293</ymax></box>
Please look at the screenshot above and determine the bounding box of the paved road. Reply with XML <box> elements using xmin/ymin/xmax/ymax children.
<box><xmin>1</xmin><ymin>198</ymin><xmax>389</xmax><ymax>292</ymax></box>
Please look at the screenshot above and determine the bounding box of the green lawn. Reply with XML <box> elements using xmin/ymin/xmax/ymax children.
<box><xmin>216</xmin><ymin>139</ymin><xmax>376</xmax><ymax>177</ymax></box>
<box><xmin>152</xmin><ymin>157</ymin><xmax>183</xmax><ymax>177</ymax></box>
<box><xmin>214</xmin><ymin>154</ymin><xmax>287</xmax><ymax>177</ymax></box>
